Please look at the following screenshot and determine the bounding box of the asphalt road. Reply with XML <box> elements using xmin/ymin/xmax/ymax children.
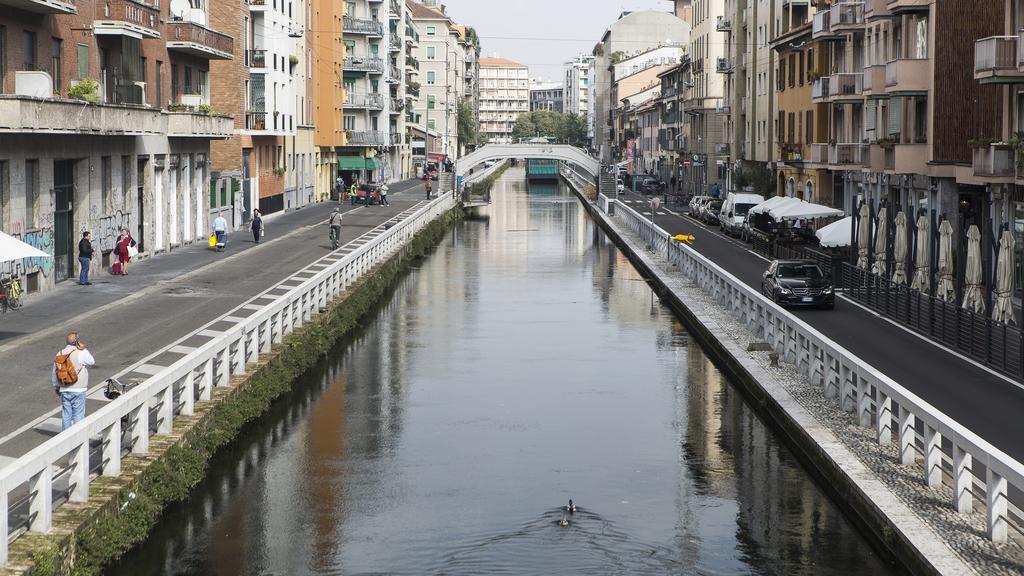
<box><xmin>0</xmin><ymin>179</ymin><xmax>429</xmax><ymax>462</ymax></box>
<box><xmin>618</xmin><ymin>189</ymin><xmax>1024</xmax><ymax>462</ymax></box>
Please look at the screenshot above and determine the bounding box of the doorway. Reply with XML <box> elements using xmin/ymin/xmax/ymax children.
<box><xmin>52</xmin><ymin>160</ymin><xmax>75</xmax><ymax>283</ymax></box>
<box><xmin>137</xmin><ymin>157</ymin><xmax>147</xmax><ymax>253</ymax></box>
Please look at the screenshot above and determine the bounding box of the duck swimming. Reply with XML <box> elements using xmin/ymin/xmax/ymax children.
<box><xmin>558</xmin><ymin>516</ymin><xmax>570</xmax><ymax>526</ymax></box>
<box><xmin>564</xmin><ymin>499</ymin><xmax>577</xmax><ymax>514</ymax></box>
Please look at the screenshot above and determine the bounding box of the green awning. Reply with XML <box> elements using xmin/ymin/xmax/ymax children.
<box><xmin>365</xmin><ymin>158</ymin><xmax>380</xmax><ymax>170</ymax></box>
<box><xmin>338</xmin><ymin>156</ymin><xmax>365</xmax><ymax>170</ymax></box>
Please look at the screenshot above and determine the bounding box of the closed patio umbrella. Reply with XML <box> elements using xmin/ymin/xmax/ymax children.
<box><xmin>892</xmin><ymin>211</ymin><xmax>908</xmax><ymax>285</ymax></box>
<box><xmin>961</xmin><ymin>225</ymin><xmax>985</xmax><ymax>313</ymax></box>
<box><xmin>992</xmin><ymin>230</ymin><xmax>1017</xmax><ymax>326</ymax></box>
<box><xmin>815</xmin><ymin>216</ymin><xmax>852</xmax><ymax>248</ymax></box>
<box><xmin>872</xmin><ymin>205</ymin><xmax>888</xmax><ymax>276</ymax></box>
<box><xmin>0</xmin><ymin>230</ymin><xmax>50</xmax><ymax>263</ymax></box>
<box><xmin>911</xmin><ymin>214</ymin><xmax>930</xmax><ymax>292</ymax></box>
<box><xmin>937</xmin><ymin>219</ymin><xmax>956</xmax><ymax>303</ymax></box>
<box><xmin>857</xmin><ymin>203</ymin><xmax>871</xmax><ymax>270</ymax></box>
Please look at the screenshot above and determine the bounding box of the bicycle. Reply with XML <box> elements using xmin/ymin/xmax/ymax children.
<box><xmin>330</xmin><ymin>226</ymin><xmax>340</xmax><ymax>250</ymax></box>
<box><xmin>0</xmin><ymin>273</ymin><xmax>24</xmax><ymax>314</ymax></box>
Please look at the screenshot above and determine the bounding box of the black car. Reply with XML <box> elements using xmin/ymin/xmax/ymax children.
<box><xmin>703</xmin><ymin>199</ymin><xmax>723</xmax><ymax>223</ymax></box>
<box><xmin>761</xmin><ymin>260</ymin><xmax>835</xmax><ymax>309</ymax></box>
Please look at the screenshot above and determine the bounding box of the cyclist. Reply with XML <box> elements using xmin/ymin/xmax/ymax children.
<box><xmin>328</xmin><ymin>208</ymin><xmax>343</xmax><ymax>249</ymax></box>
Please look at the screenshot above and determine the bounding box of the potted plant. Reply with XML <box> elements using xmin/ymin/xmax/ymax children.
<box><xmin>67</xmin><ymin>79</ymin><xmax>101</xmax><ymax>104</ymax></box>
<box><xmin>289</xmin><ymin>54</ymin><xmax>299</xmax><ymax>66</ymax></box>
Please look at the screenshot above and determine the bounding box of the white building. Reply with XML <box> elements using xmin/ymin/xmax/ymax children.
<box><xmin>529</xmin><ymin>79</ymin><xmax>563</xmax><ymax>112</ymax></box>
<box><xmin>479</xmin><ymin>57</ymin><xmax>529</xmax><ymax>144</ymax></box>
<box><xmin>563</xmin><ymin>55</ymin><xmax>593</xmax><ymax>118</ymax></box>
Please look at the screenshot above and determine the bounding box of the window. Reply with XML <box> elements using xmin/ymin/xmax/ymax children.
<box><xmin>427</xmin><ymin>71</ymin><xmax>435</xmax><ymax>85</ymax></box>
<box><xmin>778</xmin><ymin>111</ymin><xmax>785</xmax><ymax>143</ymax></box>
<box><xmin>171</xmin><ymin>63</ymin><xmax>179</xmax><ymax>102</ymax></box>
<box><xmin>23</xmin><ymin>30</ymin><xmax>36</xmax><ymax>70</ymax></box>
<box><xmin>427</xmin><ymin>46</ymin><xmax>435</xmax><ymax>60</ymax></box>
<box><xmin>428</xmin><ymin>95</ymin><xmax>435</xmax><ymax>109</ymax></box>
<box><xmin>913</xmin><ymin>97</ymin><xmax>927</xmax><ymax>143</ymax></box>
<box><xmin>24</xmin><ymin>159</ymin><xmax>38</xmax><ymax>228</ymax></box>
<box><xmin>427</xmin><ymin>26</ymin><xmax>436</xmax><ymax>36</ymax></box>
<box><xmin>155</xmin><ymin>61</ymin><xmax>162</xmax><ymax>106</ymax></box>
<box><xmin>121</xmin><ymin>156</ymin><xmax>131</xmax><ymax>210</ymax></box>
<box><xmin>101</xmin><ymin>156</ymin><xmax>112</xmax><ymax>211</ymax></box>
<box><xmin>427</xmin><ymin>118</ymin><xmax>436</xmax><ymax>129</ymax></box>
<box><xmin>76</xmin><ymin>43</ymin><xmax>87</xmax><ymax>79</ymax></box>
<box><xmin>344</xmin><ymin>115</ymin><xmax>355</xmax><ymax>130</ymax></box>
<box><xmin>798</xmin><ymin>51</ymin><xmax>804</xmax><ymax>85</ymax></box>
<box><xmin>346</xmin><ymin>1</ymin><xmax>354</xmax><ymax>16</ymax></box>
<box><xmin>0</xmin><ymin>27</ymin><xmax>6</xmax><ymax>84</ymax></box>
<box><xmin>51</xmin><ymin>38</ymin><xmax>61</xmax><ymax>92</ymax></box>
<box><xmin>806</xmin><ymin>110</ymin><xmax>813</xmax><ymax>143</ymax></box>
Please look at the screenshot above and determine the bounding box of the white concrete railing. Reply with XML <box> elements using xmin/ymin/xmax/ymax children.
<box><xmin>0</xmin><ymin>194</ymin><xmax>457</xmax><ymax>565</ymax></box>
<box><xmin>603</xmin><ymin>197</ymin><xmax>1024</xmax><ymax>544</ymax></box>
<box><xmin>457</xmin><ymin>143</ymin><xmax>600</xmax><ymax>180</ymax></box>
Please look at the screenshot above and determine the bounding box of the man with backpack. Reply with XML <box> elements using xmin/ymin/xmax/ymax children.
<box><xmin>52</xmin><ymin>332</ymin><xmax>95</xmax><ymax>430</ymax></box>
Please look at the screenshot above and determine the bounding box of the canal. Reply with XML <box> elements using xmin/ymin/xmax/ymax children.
<box><xmin>108</xmin><ymin>168</ymin><xmax>901</xmax><ymax>575</ymax></box>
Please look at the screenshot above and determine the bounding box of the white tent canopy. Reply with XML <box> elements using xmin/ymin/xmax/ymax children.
<box><xmin>815</xmin><ymin>216</ymin><xmax>852</xmax><ymax>248</ymax></box>
<box><xmin>769</xmin><ymin>199</ymin><xmax>845</xmax><ymax>222</ymax></box>
<box><xmin>748</xmin><ymin>195</ymin><xmax>799</xmax><ymax>216</ymax></box>
<box><xmin>0</xmin><ymin>230</ymin><xmax>50</xmax><ymax>264</ymax></box>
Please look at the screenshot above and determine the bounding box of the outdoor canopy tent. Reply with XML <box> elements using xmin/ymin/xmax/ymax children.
<box><xmin>748</xmin><ymin>195</ymin><xmax>799</xmax><ymax>216</ymax></box>
<box><xmin>768</xmin><ymin>199</ymin><xmax>845</xmax><ymax>222</ymax></box>
<box><xmin>0</xmin><ymin>230</ymin><xmax>50</xmax><ymax>263</ymax></box>
<box><xmin>815</xmin><ymin>216</ymin><xmax>852</xmax><ymax>248</ymax></box>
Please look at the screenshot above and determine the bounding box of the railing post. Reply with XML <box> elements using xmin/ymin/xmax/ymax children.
<box><xmin>899</xmin><ymin>409</ymin><xmax>916</xmax><ymax>464</ymax></box>
<box><xmin>28</xmin><ymin>466</ymin><xmax>52</xmax><ymax>533</ymax></box>
<box><xmin>987</xmin><ymin>468</ymin><xmax>1008</xmax><ymax>542</ymax></box>
<box><xmin>68</xmin><ymin>441</ymin><xmax>89</xmax><ymax>502</ymax></box>
<box><xmin>129</xmin><ymin>403</ymin><xmax>149</xmax><ymax>454</ymax></box>
<box><xmin>246</xmin><ymin>328</ymin><xmax>258</xmax><ymax>365</ymax></box>
<box><xmin>199</xmin><ymin>358</ymin><xmax>213</xmax><ymax>401</ymax></box>
<box><xmin>876</xmin><ymin>391</ymin><xmax>892</xmax><ymax>444</ymax></box>
<box><xmin>923</xmin><ymin>425</ymin><xmax>941</xmax><ymax>487</ymax></box>
<box><xmin>102</xmin><ymin>418</ymin><xmax>122</xmax><ymax>476</ymax></box>
<box><xmin>953</xmin><ymin>445</ymin><xmax>973</xmax><ymax>514</ymax></box>
<box><xmin>217</xmin><ymin>347</ymin><xmax>231</xmax><ymax>386</ymax></box>
<box><xmin>260</xmin><ymin>319</ymin><xmax>272</xmax><ymax>354</ymax></box>
<box><xmin>1</xmin><ymin>487</ymin><xmax>8</xmax><ymax>565</ymax></box>
<box><xmin>839</xmin><ymin>364</ymin><xmax>853</xmax><ymax>413</ymax></box>
<box><xmin>157</xmin><ymin>384</ymin><xmax>173</xmax><ymax>434</ymax></box>
<box><xmin>233</xmin><ymin>337</ymin><xmax>246</xmax><ymax>376</ymax></box>
<box><xmin>181</xmin><ymin>373</ymin><xmax>195</xmax><ymax>417</ymax></box>
<box><xmin>857</xmin><ymin>376</ymin><xmax>872</xmax><ymax>427</ymax></box>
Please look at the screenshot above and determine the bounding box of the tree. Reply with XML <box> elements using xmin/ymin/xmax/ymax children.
<box><xmin>511</xmin><ymin>110</ymin><xmax>589</xmax><ymax>146</ymax></box>
<box><xmin>457</xmin><ymin>98</ymin><xmax>478</xmax><ymax>147</ymax></box>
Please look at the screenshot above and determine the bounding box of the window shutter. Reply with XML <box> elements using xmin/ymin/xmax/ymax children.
<box><xmin>887</xmin><ymin>98</ymin><xmax>902</xmax><ymax>137</ymax></box>
<box><xmin>865</xmin><ymin>99</ymin><xmax>877</xmax><ymax>132</ymax></box>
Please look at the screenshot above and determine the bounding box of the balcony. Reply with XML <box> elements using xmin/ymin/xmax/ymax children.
<box><xmin>94</xmin><ymin>0</ymin><xmax>160</xmax><ymax>39</ymax></box>
<box><xmin>810</xmin><ymin>143</ymin><xmax>830</xmax><ymax>164</ymax></box>
<box><xmin>828</xmin><ymin>73</ymin><xmax>864</xmax><ymax>101</ymax></box>
<box><xmin>716</xmin><ymin>16</ymin><xmax>732</xmax><ymax>32</ymax></box>
<box><xmin>248</xmin><ymin>48</ymin><xmax>267</xmax><ymax>69</ymax></box>
<box><xmin>887</xmin><ymin>0</ymin><xmax>928</xmax><ymax>13</ymax></box>
<box><xmin>346</xmin><ymin>93</ymin><xmax>385</xmax><ymax>110</ymax></box>
<box><xmin>862</xmin><ymin>64</ymin><xmax>886</xmax><ymax>95</ymax></box>
<box><xmin>344</xmin><ymin>56</ymin><xmax>386</xmax><ymax>74</ymax></box>
<box><xmin>390</xmin><ymin>97</ymin><xmax>404</xmax><ymax>114</ymax></box>
<box><xmin>892</xmin><ymin>142</ymin><xmax>928</xmax><ymax>173</ymax></box>
<box><xmin>348</xmin><ymin>130</ymin><xmax>388</xmax><ymax>146</ymax></box>
<box><xmin>832</xmin><ymin>1</ymin><xmax>865</xmax><ymax>31</ymax></box>
<box><xmin>245</xmin><ymin>111</ymin><xmax>266</xmax><ymax>130</ymax></box>
<box><xmin>973</xmin><ymin>143</ymin><xmax>1016</xmax><ymax>179</ymax></box>
<box><xmin>866</xmin><ymin>144</ymin><xmax>888</xmax><ymax>172</ymax></box>
<box><xmin>389</xmin><ymin>0</ymin><xmax>401</xmax><ymax>19</ymax></box>
<box><xmin>0</xmin><ymin>95</ymin><xmax>164</xmax><ymax>135</ymax></box>
<box><xmin>389</xmin><ymin>33</ymin><xmax>402</xmax><ymax>51</ymax></box>
<box><xmin>406</xmin><ymin>56</ymin><xmax>420</xmax><ymax>71</ymax></box>
<box><xmin>811</xmin><ymin>76</ymin><xmax>830</xmax><ymax>101</ymax></box>
<box><xmin>829</xmin><ymin>143</ymin><xmax>867</xmax><ymax>166</ymax></box>
<box><xmin>166</xmin><ymin>111</ymin><xmax>234</xmax><ymax>138</ymax></box>
<box><xmin>0</xmin><ymin>0</ymin><xmax>75</xmax><ymax>14</ymax></box>
<box><xmin>716</xmin><ymin>143</ymin><xmax>730</xmax><ymax>155</ymax></box>
<box><xmin>344</xmin><ymin>17</ymin><xmax>384</xmax><ymax>37</ymax></box>
<box><xmin>166</xmin><ymin>20</ymin><xmax>234</xmax><ymax>60</ymax></box>
<box><xmin>812</xmin><ymin>10</ymin><xmax>835</xmax><ymax>39</ymax></box>
<box><xmin>247</xmin><ymin>0</ymin><xmax>266</xmax><ymax>10</ymax></box>
<box><xmin>885</xmin><ymin>58</ymin><xmax>929</xmax><ymax>93</ymax></box>
<box><xmin>716</xmin><ymin>57</ymin><xmax>732</xmax><ymax>74</ymax></box>
<box><xmin>864</xmin><ymin>0</ymin><xmax>890</xmax><ymax>18</ymax></box>
<box><xmin>974</xmin><ymin>36</ymin><xmax>1023</xmax><ymax>84</ymax></box>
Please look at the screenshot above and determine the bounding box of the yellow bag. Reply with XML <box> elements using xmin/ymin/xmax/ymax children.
<box><xmin>208</xmin><ymin>234</ymin><xmax>217</xmax><ymax>247</ymax></box>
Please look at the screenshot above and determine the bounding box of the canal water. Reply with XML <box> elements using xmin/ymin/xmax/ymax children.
<box><xmin>108</xmin><ymin>169</ymin><xmax>901</xmax><ymax>575</ymax></box>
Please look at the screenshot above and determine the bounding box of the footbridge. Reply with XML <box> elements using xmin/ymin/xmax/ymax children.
<box><xmin>457</xmin><ymin>144</ymin><xmax>601</xmax><ymax>181</ymax></box>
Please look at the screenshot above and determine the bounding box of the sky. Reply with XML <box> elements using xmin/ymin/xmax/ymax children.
<box><xmin>433</xmin><ymin>0</ymin><xmax>677</xmax><ymax>82</ymax></box>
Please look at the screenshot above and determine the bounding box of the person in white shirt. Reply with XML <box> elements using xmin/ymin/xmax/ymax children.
<box><xmin>213</xmin><ymin>212</ymin><xmax>229</xmax><ymax>246</ymax></box>
<box><xmin>52</xmin><ymin>332</ymin><xmax>96</xmax><ymax>430</ymax></box>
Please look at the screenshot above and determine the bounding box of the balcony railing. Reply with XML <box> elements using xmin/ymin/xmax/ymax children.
<box><xmin>348</xmin><ymin>130</ymin><xmax>388</xmax><ymax>146</ymax></box>
<box><xmin>830</xmin><ymin>143</ymin><xmax>867</xmax><ymax>165</ymax></box>
<box><xmin>716</xmin><ymin>142</ymin><xmax>730</xmax><ymax>155</ymax></box>
<box><xmin>973</xmin><ymin>144</ymin><xmax>1016</xmax><ymax>178</ymax></box>
<box><xmin>828</xmin><ymin>73</ymin><xmax>864</xmax><ymax>99</ymax></box>
<box><xmin>389</xmin><ymin>33</ymin><xmax>402</xmax><ymax>51</ymax></box>
<box><xmin>975</xmin><ymin>36</ymin><xmax>1022</xmax><ymax>82</ymax></box>
<box><xmin>812</xmin><ymin>10</ymin><xmax>832</xmax><ymax>36</ymax></box>
<box><xmin>344</xmin><ymin>16</ymin><xmax>384</xmax><ymax>36</ymax></box>
<box><xmin>810</xmin><ymin>143</ymin><xmax>830</xmax><ymax>164</ymax></box>
<box><xmin>346</xmin><ymin>93</ymin><xmax>385</xmax><ymax>109</ymax></box>
<box><xmin>0</xmin><ymin>0</ymin><xmax>76</xmax><ymax>14</ymax></box>
<box><xmin>248</xmin><ymin>49</ymin><xmax>267</xmax><ymax>68</ymax></box>
<box><xmin>716</xmin><ymin>57</ymin><xmax>732</xmax><ymax>74</ymax></box>
<box><xmin>390</xmin><ymin>97</ymin><xmax>405</xmax><ymax>113</ymax></box>
<box><xmin>811</xmin><ymin>76</ymin><xmax>830</xmax><ymax>100</ymax></box>
<box><xmin>885</xmin><ymin>58</ymin><xmax>929</xmax><ymax>92</ymax></box>
<box><xmin>166</xmin><ymin>20</ymin><xmax>235</xmax><ymax>60</ymax></box>
<box><xmin>833</xmin><ymin>1</ymin><xmax>865</xmax><ymax>27</ymax></box>
<box><xmin>343</xmin><ymin>56</ymin><xmax>386</xmax><ymax>73</ymax></box>
<box><xmin>389</xmin><ymin>0</ymin><xmax>401</xmax><ymax>18</ymax></box>
<box><xmin>94</xmin><ymin>0</ymin><xmax>161</xmax><ymax>38</ymax></box>
<box><xmin>716</xmin><ymin>16</ymin><xmax>732</xmax><ymax>31</ymax></box>
<box><xmin>862</xmin><ymin>64</ymin><xmax>885</xmax><ymax>93</ymax></box>
<box><xmin>406</xmin><ymin>56</ymin><xmax>420</xmax><ymax>70</ymax></box>
<box><xmin>245</xmin><ymin>111</ymin><xmax>267</xmax><ymax>130</ymax></box>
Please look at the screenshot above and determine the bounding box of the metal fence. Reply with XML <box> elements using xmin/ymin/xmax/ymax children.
<box><xmin>842</xmin><ymin>263</ymin><xmax>1024</xmax><ymax>380</ymax></box>
<box><xmin>602</xmin><ymin>196</ymin><xmax>1024</xmax><ymax>544</ymax></box>
<box><xmin>0</xmin><ymin>194</ymin><xmax>458</xmax><ymax>566</ymax></box>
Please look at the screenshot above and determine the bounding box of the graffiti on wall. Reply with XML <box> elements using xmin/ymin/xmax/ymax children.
<box><xmin>94</xmin><ymin>210</ymin><xmax>132</xmax><ymax>253</ymax></box>
<box><xmin>0</xmin><ymin>226</ymin><xmax>54</xmax><ymax>279</ymax></box>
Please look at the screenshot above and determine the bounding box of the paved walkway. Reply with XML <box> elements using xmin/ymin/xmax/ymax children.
<box><xmin>0</xmin><ymin>179</ymin><xmax>429</xmax><ymax>462</ymax></box>
<box><xmin>617</xmin><ymin>190</ymin><xmax>1024</xmax><ymax>463</ymax></box>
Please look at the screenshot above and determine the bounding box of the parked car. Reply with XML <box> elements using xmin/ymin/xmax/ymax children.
<box><xmin>719</xmin><ymin>192</ymin><xmax>765</xmax><ymax>236</ymax></box>
<box><xmin>638</xmin><ymin>176</ymin><xmax>666</xmax><ymax>194</ymax></box>
<box><xmin>703</xmin><ymin>199</ymin><xmax>724</xmax><ymax>224</ymax></box>
<box><xmin>761</xmin><ymin>259</ymin><xmax>835</xmax><ymax>309</ymax></box>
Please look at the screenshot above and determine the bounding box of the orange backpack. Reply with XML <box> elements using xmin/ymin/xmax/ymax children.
<box><xmin>54</xmin><ymin>350</ymin><xmax>79</xmax><ymax>386</ymax></box>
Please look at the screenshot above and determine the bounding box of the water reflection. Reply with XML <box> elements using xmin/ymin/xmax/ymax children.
<box><xmin>108</xmin><ymin>169</ymin><xmax>900</xmax><ymax>576</ymax></box>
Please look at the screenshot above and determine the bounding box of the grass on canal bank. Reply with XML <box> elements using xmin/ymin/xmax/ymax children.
<box><xmin>7</xmin><ymin>205</ymin><xmax>463</xmax><ymax>576</ymax></box>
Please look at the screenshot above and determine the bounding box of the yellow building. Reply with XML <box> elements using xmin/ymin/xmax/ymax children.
<box><xmin>771</xmin><ymin>22</ymin><xmax>833</xmax><ymax>205</ymax></box>
<box><xmin>313</xmin><ymin>0</ymin><xmax>348</xmax><ymax>200</ymax></box>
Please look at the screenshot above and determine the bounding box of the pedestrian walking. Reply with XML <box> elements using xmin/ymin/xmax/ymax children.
<box><xmin>212</xmin><ymin>211</ymin><xmax>229</xmax><ymax>248</ymax></box>
<box><xmin>52</xmin><ymin>332</ymin><xmax>95</xmax><ymax>430</ymax></box>
<box><xmin>350</xmin><ymin>181</ymin><xmax>359</xmax><ymax>206</ymax></box>
<box><xmin>711</xmin><ymin>182</ymin><xmax>720</xmax><ymax>199</ymax></box>
<box><xmin>670</xmin><ymin>174</ymin><xmax>677</xmax><ymax>192</ymax></box>
<box><xmin>425</xmin><ymin>179</ymin><xmax>432</xmax><ymax>199</ymax></box>
<box><xmin>114</xmin><ymin>228</ymin><xmax>136</xmax><ymax>276</ymax></box>
<box><xmin>251</xmin><ymin>209</ymin><xmax>263</xmax><ymax>244</ymax></box>
<box><xmin>335</xmin><ymin>176</ymin><xmax>344</xmax><ymax>200</ymax></box>
<box><xmin>380</xmin><ymin>184</ymin><xmax>390</xmax><ymax>206</ymax></box>
<box><xmin>78</xmin><ymin>231</ymin><xmax>94</xmax><ymax>285</ymax></box>
<box><xmin>328</xmin><ymin>207</ymin><xmax>343</xmax><ymax>248</ymax></box>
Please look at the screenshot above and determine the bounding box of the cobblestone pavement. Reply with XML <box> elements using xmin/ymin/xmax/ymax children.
<box><xmin>609</xmin><ymin>209</ymin><xmax>1024</xmax><ymax>576</ymax></box>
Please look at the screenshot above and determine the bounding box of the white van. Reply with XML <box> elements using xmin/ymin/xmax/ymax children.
<box><xmin>719</xmin><ymin>192</ymin><xmax>765</xmax><ymax>236</ymax></box>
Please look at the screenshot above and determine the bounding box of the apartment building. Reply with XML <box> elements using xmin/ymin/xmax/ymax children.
<box><xmin>591</xmin><ymin>10</ymin><xmax>691</xmax><ymax>162</ymax></box>
<box><xmin>311</xmin><ymin>0</ymin><xmax>346</xmax><ymax>200</ymax></box>
<box><xmin>0</xmin><ymin>0</ymin><xmax>235</xmax><ymax>293</ymax></box>
<box><xmin>563</xmin><ymin>55</ymin><xmax>592</xmax><ymax>118</ymax></box>
<box><xmin>210</xmin><ymin>0</ymin><xmax>251</xmax><ymax>222</ymax></box>
<box><xmin>675</xmin><ymin>0</ymin><xmax>728</xmax><ymax>193</ymax></box>
<box><xmin>388</xmin><ymin>0</ymin><xmax>412</xmax><ymax>180</ymax></box>
<box><xmin>407</xmin><ymin>0</ymin><xmax>470</xmax><ymax>166</ymax></box>
<box><xmin>657</xmin><ymin>63</ymin><xmax>690</xmax><ymax>188</ymax></box>
<box><xmin>529</xmin><ymin>80</ymin><xmax>563</xmax><ymax>112</ymax></box>
<box><xmin>479</xmin><ymin>57</ymin><xmax>528</xmax><ymax>144</ymax></box>
<box><xmin>611</xmin><ymin>46</ymin><xmax>686</xmax><ymax>154</ymax></box>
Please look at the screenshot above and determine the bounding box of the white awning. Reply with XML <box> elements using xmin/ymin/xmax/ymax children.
<box><xmin>0</xmin><ymin>230</ymin><xmax>51</xmax><ymax>263</ymax></box>
<box><xmin>748</xmin><ymin>195</ymin><xmax>799</xmax><ymax>216</ymax></box>
<box><xmin>769</xmin><ymin>199</ymin><xmax>845</xmax><ymax>221</ymax></box>
<box><xmin>815</xmin><ymin>216</ymin><xmax>852</xmax><ymax>248</ymax></box>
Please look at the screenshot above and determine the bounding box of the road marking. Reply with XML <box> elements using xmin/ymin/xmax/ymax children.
<box><xmin>169</xmin><ymin>345</ymin><xmax>197</xmax><ymax>354</ymax></box>
<box><xmin>132</xmin><ymin>364</ymin><xmax>167</xmax><ymax>376</ymax></box>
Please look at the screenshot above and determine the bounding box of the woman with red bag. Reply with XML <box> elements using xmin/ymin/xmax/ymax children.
<box><xmin>114</xmin><ymin>228</ymin><xmax>136</xmax><ymax>276</ymax></box>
